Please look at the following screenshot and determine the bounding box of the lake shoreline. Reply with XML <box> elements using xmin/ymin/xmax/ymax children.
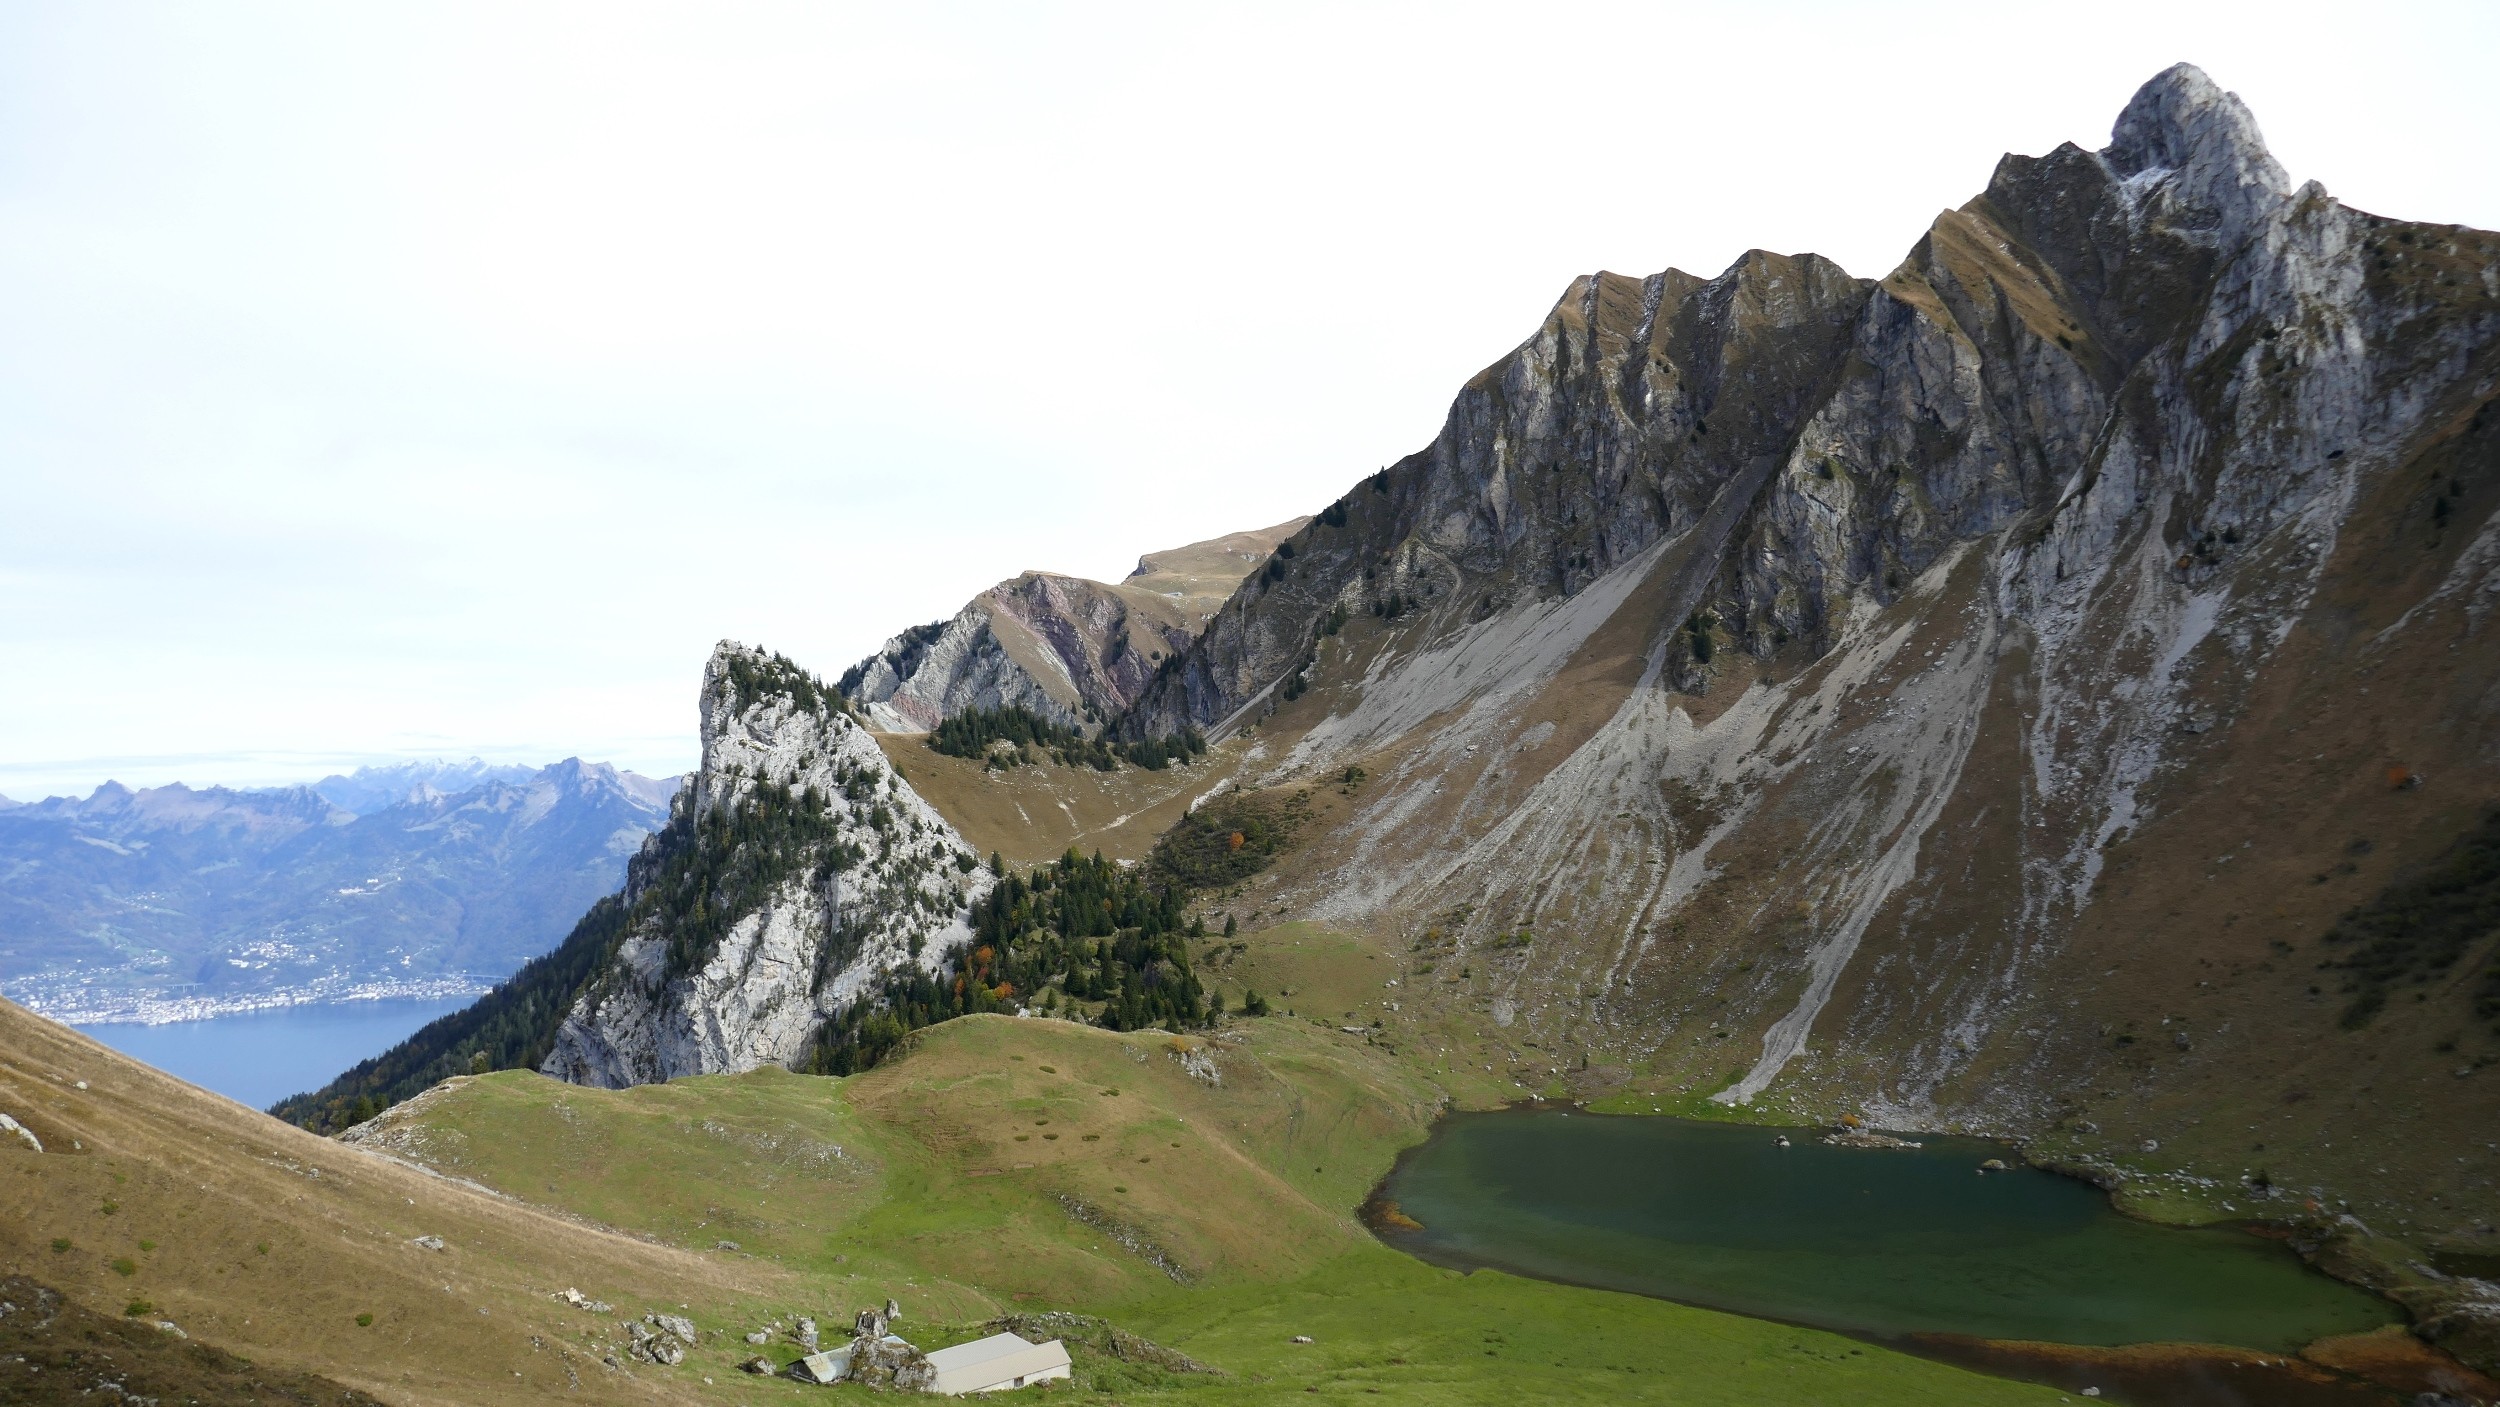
<box><xmin>65</xmin><ymin>995</ymin><xmax>480</xmax><ymax>1112</ymax></box>
<box><xmin>22</xmin><ymin>978</ymin><xmax>496</xmax><ymax>1027</ymax></box>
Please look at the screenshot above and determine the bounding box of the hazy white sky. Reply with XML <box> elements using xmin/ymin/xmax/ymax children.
<box><xmin>5</xmin><ymin>1</ymin><xmax>2496</xmax><ymax>799</ymax></box>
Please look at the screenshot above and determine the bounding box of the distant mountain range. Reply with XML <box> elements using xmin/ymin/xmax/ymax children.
<box><xmin>302</xmin><ymin>758</ymin><xmax>543</xmax><ymax>816</ymax></box>
<box><xmin>0</xmin><ymin>758</ymin><xmax>677</xmax><ymax>1023</ymax></box>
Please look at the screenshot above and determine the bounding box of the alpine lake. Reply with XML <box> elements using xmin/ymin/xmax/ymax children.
<box><xmin>1371</xmin><ymin>1106</ymin><xmax>2425</xmax><ymax>1406</ymax></box>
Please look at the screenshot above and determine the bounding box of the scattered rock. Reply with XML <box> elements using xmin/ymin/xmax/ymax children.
<box><xmin>739</xmin><ymin>1356</ymin><xmax>776</xmax><ymax>1375</ymax></box>
<box><xmin>1171</xmin><ymin>1047</ymin><xmax>1222</xmax><ymax>1085</ymax></box>
<box><xmin>555</xmin><ymin>1288</ymin><xmax>613</xmax><ymax>1314</ymax></box>
<box><xmin>0</xmin><ymin>1113</ymin><xmax>42</xmax><ymax>1153</ymax></box>
<box><xmin>646</xmin><ymin>1313</ymin><xmax>697</xmax><ymax>1345</ymax></box>
<box><xmin>884</xmin><ymin>1298</ymin><xmax>901</xmax><ymax>1321</ymax></box>
<box><xmin>715</xmin><ymin>1240</ymin><xmax>740</xmax><ymax>1251</ymax></box>
<box><xmin>845</xmin><ymin>1333</ymin><xmax>932</xmax><ymax>1389</ymax></box>
<box><xmin>1980</xmin><ymin>1159</ymin><xmax>2008</xmax><ymax>1172</ymax></box>
<box><xmin>1773</xmin><ymin>1135</ymin><xmax>1791</xmax><ymax>1148</ymax></box>
<box><xmin>746</xmin><ymin>1330</ymin><xmax>770</xmax><ymax>1346</ymax></box>
<box><xmin>410</xmin><ymin>1235</ymin><xmax>445</xmax><ymax>1251</ymax></box>
<box><xmin>795</xmin><ymin>1316</ymin><xmax>819</xmax><ymax>1350</ymax></box>
<box><xmin>1291</xmin><ymin>1335</ymin><xmax>1314</xmax><ymax>1344</ymax></box>
<box><xmin>853</xmin><ymin>1306</ymin><xmax>888</xmax><ymax>1339</ymax></box>
<box><xmin>626</xmin><ymin>1320</ymin><xmax>684</xmax><ymax>1366</ymax></box>
<box><xmin>2399</xmin><ymin>1279</ymin><xmax>2500</xmax><ymax>1376</ymax></box>
<box><xmin>1822</xmin><ymin>1130</ymin><xmax>1923</xmax><ymax>1150</ymax></box>
<box><xmin>2142</xmin><ymin>1140</ymin><xmax>2160</xmax><ymax>1153</ymax></box>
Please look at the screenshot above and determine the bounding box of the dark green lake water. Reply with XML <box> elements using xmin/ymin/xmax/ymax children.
<box><xmin>1376</xmin><ymin>1108</ymin><xmax>2399</xmax><ymax>1351</ymax></box>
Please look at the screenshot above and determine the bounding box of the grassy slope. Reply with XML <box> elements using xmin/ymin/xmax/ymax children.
<box><xmin>313</xmin><ymin>1006</ymin><xmax>2063</xmax><ymax>1405</ymax></box>
<box><xmin>875</xmin><ymin>735</ymin><xmax>1231</xmax><ymax>866</ymax></box>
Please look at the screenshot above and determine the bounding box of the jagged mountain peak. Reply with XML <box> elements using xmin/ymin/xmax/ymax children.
<box><xmin>2091</xmin><ymin>61</ymin><xmax>2297</xmax><ymax>262</ymax></box>
<box><xmin>539</xmin><ymin>637</ymin><xmax>988</xmax><ymax>1088</ymax></box>
<box><xmin>697</xmin><ymin>639</ymin><xmax>842</xmax><ymax>800</ymax></box>
<box><xmin>22</xmin><ymin>778</ymin><xmax>343</xmax><ymax>834</ymax></box>
<box><xmin>530</xmin><ymin>754</ymin><xmax>677</xmax><ymax>806</ymax></box>
<box><xmin>2104</xmin><ymin>62</ymin><xmax>2287</xmax><ymax>193</ymax></box>
<box><xmin>840</xmin><ymin>521</ymin><xmax>1302</xmax><ymax>735</ymax></box>
<box><xmin>309</xmin><ymin>757</ymin><xmax>539</xmax><ymax>816</ymax></box>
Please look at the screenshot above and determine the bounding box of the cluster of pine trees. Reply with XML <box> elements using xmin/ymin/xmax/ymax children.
<box><xmin>2324</xmin><ymin>806</ymin><xmax>2500</xmax><ymax>1031</ymax></box>
<box><xmin>927</xmin><ymin>704</ymin><xmax>1205</xmax><ymax>772</ymax></box>
<box><xmin>647</xmin><ymin>776</ymin><xmax>866</xmax><ymax>981</ymax></box>
<box><xmin>1145</xmin><ymin>788</ymin><xmax>1306</xmax><ymax>891</ymax></box>
<box><xmin>805</xmin><ymin>847</ymin><xmax>1211</xmax><ymax>1074</ymax></box>
<box><xmin>718</xmin><ymin>648</ymin><xmax>845</xmax><ymax>719</ymax></box>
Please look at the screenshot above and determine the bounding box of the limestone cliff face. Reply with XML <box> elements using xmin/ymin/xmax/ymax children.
<box><xmin>1112</xmin><ymin>66</ymin><xmax>2500</xmax><ymax>1223</ymax></box>
<box><xmin>843</xmin><ymin>521</ymin><xmax>1304</xmax><ymax>733</ymax></box>
<box><xmin>540</xmin><ymin>643</ymin><xmax>988</xmax><ymax>1088</ymax></box>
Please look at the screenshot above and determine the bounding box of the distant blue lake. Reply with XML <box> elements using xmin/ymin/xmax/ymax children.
<box><xmin>75</xmin><ymin>996</ymin><xmax>475</xmax><ymax>1112</ymax></box>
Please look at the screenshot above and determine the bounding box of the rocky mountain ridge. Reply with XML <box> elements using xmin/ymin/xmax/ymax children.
<box><xmin>306</xmin><ymin>758</ymin><xmax>549</xmax><ymax>816</ymax></box>
<box><xmin>842</xmin><ymin>519</ymin><xmax>1304</xmax><ymax>734</ymax></box>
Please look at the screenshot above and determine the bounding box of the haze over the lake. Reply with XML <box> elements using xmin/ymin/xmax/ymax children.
<box><xmin>6</xmin><ymin>0</ymin><xmax>2497</xmax><ymax>799</ymax></box>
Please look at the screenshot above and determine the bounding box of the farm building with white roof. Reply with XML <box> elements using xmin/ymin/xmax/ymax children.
<box><xmin>922</xmin><ymin>1331</ymin><xmax>1072</xmax><ymax>1394</ymax></box>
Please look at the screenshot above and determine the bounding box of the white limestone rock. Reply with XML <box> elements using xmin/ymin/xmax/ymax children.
<box><xmin>540</xmin><ymin>643</ymin><xmax>989</xmax><ymax>1089</ymax></box>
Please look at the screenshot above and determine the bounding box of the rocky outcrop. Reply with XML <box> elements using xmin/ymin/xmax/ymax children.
<box><xmin>627</xmin><ymin>1314</ymin><xmax>696</xmax><ymax>1365</ymax></box>
<box><xmin>842</xmin><ymin>521</ymin><xmax>1304</xmax><ymax>733</ymax></box>
<box><xmin>538</xmin><ymin>643</ymin><xmax>990</xmax><ymax>1088</ymax></box>
<box><xmin>983</xmin><ymin>1312</ymin><xmax>1219</xmax><ymax>1375</ymax></box>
